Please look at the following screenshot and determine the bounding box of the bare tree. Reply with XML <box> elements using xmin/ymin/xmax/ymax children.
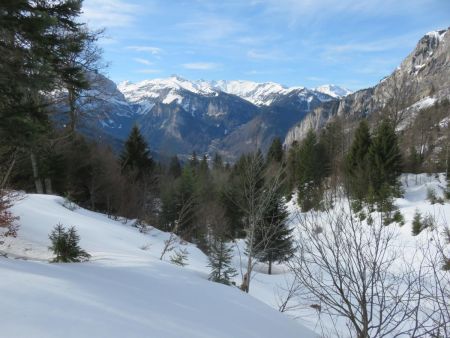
<box><xmin>288</xmin><ymin>203</ymin><xmax>423</xmax><ymax>338</ymax></box>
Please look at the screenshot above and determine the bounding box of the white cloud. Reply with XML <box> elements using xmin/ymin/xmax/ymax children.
<box><xmin>82</xmin><ymin>0</ymin><xmax>141</xmax><ymax>28</ymax></box>
<box><xmin>127</xmin><ymin>46</ymin><xmax>162</xmax><ymax>54</ymax></box>
<box><xmin>182</xmin><ymin>62</ymin><xmax>221</xmax><ymax>70</ymax></box>
<box><xmin>133</xmin><ymin>58</ymin><xmax>153</xmax><ymax>66</ymax></box>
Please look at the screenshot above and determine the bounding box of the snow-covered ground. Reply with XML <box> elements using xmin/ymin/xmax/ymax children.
<box><xmin>1</xmin><ymin>173</ymin><xmax>449</xmax><ymax>337</ymax></box>
<box><xmin>0</xmin><ymin>195</ymin><xmax>315</xmax><ymax>338</ymax></box>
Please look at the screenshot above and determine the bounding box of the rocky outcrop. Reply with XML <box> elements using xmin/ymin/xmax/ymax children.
<box><xmin>285</xmin><ymin>28</ymin><xmax>450</xmax><ymax>146</ymax></box>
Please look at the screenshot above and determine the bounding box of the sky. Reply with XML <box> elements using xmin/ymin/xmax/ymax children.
<box><xmin>81</xmin><ymin>0</ymin><xmax>450</xmax><ymax>91</ymax></box>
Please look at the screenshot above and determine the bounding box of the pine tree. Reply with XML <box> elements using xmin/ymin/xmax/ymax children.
<box><xmin>345</xmin><ymin>120</ymin><xmax>372</xmax><ymax>201</ymax></box>
<box><xmin>189</xmin><ymin>151</ymin><xmax>199</xmax><ymax>170</ymax></box>
<box><xmin>368</xmin><ymin>119</ymin><xmax>403</xmax><ymax>201</ymax></box>
<box><xmin>120</xmin><ymin>125</ymin><xmax>153</xmax><ymax>180</ymax></box>
<box><xmin>267</xmin><ymin>138</ymin><xmax>284</xmax><ymax>164</ymax></box>
<box><xmin>208</xmin><ymin>237</ymin><xmax>237</xmax><ymax>285</ymax></box>
<box><xmin>253</xmin><ymin>192</ymin><xmax>294</xmax><ymax>274</ymax></box>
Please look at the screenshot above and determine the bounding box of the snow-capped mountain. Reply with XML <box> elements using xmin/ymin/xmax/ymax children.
<box><xmin>118</xmin><ymin>76</ymin><xmax>349</xmax><ymax>107</ymax></box>
<box><xmin>109</xmin><ymin>76</ymin><xmax>339</xmax><ymax>158</ymax></box>
<box><xmin>315</xmin><ymin>84</ymin><xmax>352</xmax><ymax>98</ymax></box>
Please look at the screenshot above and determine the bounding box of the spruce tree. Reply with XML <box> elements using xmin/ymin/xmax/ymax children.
<box><xmin>267</xmin><ymin>137</ymin><xmax>284</xmax><ymax>164</ymax></box>
<box><xmin>168</xmin><ymin>156</ymin><xmax>182</xmax><ymax>178</ymax></box>
<box><xmin>253</xmin><ymin>192</ymin><xmax>294</xmax><ymax>274</ymax></box>
<box><xmin>120</xmin><ymin>125</ymin><xmax>153</xmax><ymax>180</ymax></box>
<box><xmin>345</xmin><ymin>120</ymin><xmax>372</xmax><ymax>201</ymax></box>
<box><xmin>368</xmin><ymin>119</ymin><xmax>403</xmax><ymax>201</ymax></box>
<box><xmin>208</xmin><ymin>237</ymin><xmax>237</xmax><ymax>285</ymax></box>
<box><xmin>49</xmin><ymin>223</ymin><xmax>90</xmax><ymax>263</ymax></box>
<box><xmin>212</xmin><ymin>153</ymin><xmax>224</xmax><ymax>171</ymax></box>
<box><xmin>297</xmin><ymin>130</ymin><xmax>325</xmax><ymax>211</ymax></box>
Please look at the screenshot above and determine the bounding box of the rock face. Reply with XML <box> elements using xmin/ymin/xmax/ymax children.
<box><xmin>62</xmin><ymin>75</ymin><xmax>349</xmax><ymax>160</ymax></box>
<box><xmin>285</xmin><ymin>28</ymin><xmax>450</xmax><ymax>146</ymax></box>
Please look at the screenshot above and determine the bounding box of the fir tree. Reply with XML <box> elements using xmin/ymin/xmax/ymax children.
<box><xmin>253</xmin><ymin>192</ymin><xmax>294</xmax><ymax>274</ymax></box>
<box><xmin>267</xmin><ymin>137</ymin><xmax>284</xmax><ymax>164</ymax></box>
<box><xmin>368</xmin><ymin>119</ymin><xmax>403</xmax><ymax>202</ymax></box>
<box><xmin>212</xmin><ymin>153</ymin><xmax>224</xmax><ymax>171</ymax></box>
<box><xmin>297</xmin><ymin>130</ymin><xmax>326</xmax><ymax>211</ymax></box>
<box><xmin>208</xmin><ymin>237</ymin><xmax>237</xmax><ymax>285</ymax></box>
<box><xmin>120</xmin><ymin>125</ymin><xmax>153</xmax><ymax>180</ymax></box>
<box><xmin>49</xmin><ymin>223</ymin><xmax>90</xmax><ymax>263</ymax></box>
<box><xmin>168</xmin><ymin>155</ymin><xmax>182</xmax><ymax>178</ymax></box>
<box><xmin>345</xmin><ymin>120</ymin><xmax>372</xmax><ymax>201</ymax></box>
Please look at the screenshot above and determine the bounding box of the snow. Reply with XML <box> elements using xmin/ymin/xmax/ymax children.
<box><xmin>2</xmin><ymin>174</ymin><xmax>449</xmax><ymax>337</ymax></box>
<box><xmin>314</xmin><ymin>84</ymin><xmax>352</xmax><ymax>98</ymax></box>
<box><xmin>117</xmin><ymin>76</ymin><xmax>351</xmax><ymax>108</ymax></box>
<box><xmin>396</xmin><ymin>96</ymin><xmax>437</xmax><ymax>131</ymax></box>
<box><xmin>425</xmin><ymin>29</ymin><xmax>447</xmax><ymax>42</ymax></box>
<box><xmin>0</xmin><ymin>194</ymin><xmax>315</xmax><ymax>338</ymax></box>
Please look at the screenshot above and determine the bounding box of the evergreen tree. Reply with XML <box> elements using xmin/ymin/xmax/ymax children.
<box><xmin>212</xmin><ymin>153</ymin><xmax>224</xmax><ymax>171</ymax></box>
<box><xmin>168</xmin><ymin>155</ymin><xmax>182</xmax><ymax>178</ymax></box>
<box><xmin>208</xmin><ymin>237</ymin><xmax>237</xmax><ymax>285</ymax></box>
<box><xmin>49</xmin><ymin>223</ymin><xmax>90</xmax><ymax>263</ymax></box>
<box><xmin>120</xmin><ymin>125</ymin><xmax>153</xmax><ymax>180</ymax></box>
<box><xmin>297</xmin><ymin>130</ymin><xmax>326</xmax><ymax>211</ymax></box>
<box><xmin>253</xmin><ymin>192</ymin><xmax>294</xmax><ymax>274</ymax></box>
<box><xmin>267</xmin><ymin>137</ymin><xmax>284</xmax><ymax>164</ymax></box>
<box><xmin>345</xmin><ymin>120</ymin><xmax>372</xmax><ymax>201</ymax></box>
<box><xmin>189</xmin><ymin>151</ymin><xmax>199</xmax><ymax>170</ymax></box>
<box><xmin>368</xmin><ymin>119</ymin><xmax>403</xmax><ymax>201</ymax></box>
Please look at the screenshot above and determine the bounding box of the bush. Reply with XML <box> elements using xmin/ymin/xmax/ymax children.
<box><xmin>427</xmin><ymin>188</ymin><xmax>437</xmax><ymax>204</ymax></box>
<box><xmin>48</xmin><ymin>223</ymin><xmax>90</xmax><ymax>262</ymax></box>
<box><xmin>170</xmin><ymin>248</ymin><xmax>188</xmax><ymax>266</ymax></box>
<box><xmin>412</xmin><ymin>210</ymin><xmax>423</xmax><ymax>236</ymax></box>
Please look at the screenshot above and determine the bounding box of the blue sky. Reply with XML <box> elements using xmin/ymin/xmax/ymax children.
<box><xmin>82</xmin><ymin>0</ymin><xmax>450</xmax><ymax>90</ymax></box>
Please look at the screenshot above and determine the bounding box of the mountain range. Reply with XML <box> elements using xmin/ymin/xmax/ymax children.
<box><xmin>70</xmin><ymin>28</ymin><xmax>449</xmax><ymax>162</ymax></box>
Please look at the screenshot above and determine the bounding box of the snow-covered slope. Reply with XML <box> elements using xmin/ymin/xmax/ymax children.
<box><xmin>0</xmin><ymin>194</ymin><xmax>315</xmax><ymax>338</ymax></box>
<box><xmin>1</xmin><ymin>174</ymin><xmax>449</xmax><ymax>337</ymax></box>
<box><xmin>118</xmin><ymin>76</ymin><xmax>348</xmax><ymax>107</ymax></box>
<box><xmin>314</xmin><ymin>84</ymin><xmax>352</xmax><ymax>98</ymax></box>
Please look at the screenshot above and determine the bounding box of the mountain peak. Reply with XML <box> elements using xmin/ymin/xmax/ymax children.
<box><xmin>314</xmin><ymin>84</ymin><xmax>352</xmax><ymax>98</ymax></box>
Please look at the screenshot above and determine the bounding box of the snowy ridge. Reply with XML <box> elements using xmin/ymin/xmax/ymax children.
<box><xmin>314</xmin><ymin>84</ymin><xmax>352</xmax><ymax>98</ymax></box>
<box><xmin>118</xmin><ymin>76</ymin><xmax>350</xmax><ymax>107</ymax></box>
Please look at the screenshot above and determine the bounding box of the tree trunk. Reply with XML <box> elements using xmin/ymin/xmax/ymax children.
<box><xmin>44</xmin><ymin>178</ymin><xmax>53</xmax><ymax>195</ymax></box>
<box><xmin>268</xmin><ymin>260</ymin><xmax>272</xmax><ymax>275</ymax></box>
<box><xmin>30</xmin><ymin>151</ymin><xmax>44</xmax><ymax>194</ymax></box>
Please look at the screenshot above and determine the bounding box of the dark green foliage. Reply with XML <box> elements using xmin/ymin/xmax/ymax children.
<box><xmin>208</xmin><ymin>237</ymin><xmax>237</xmax><ymax>285</ymax></box>
<box><xmin>0</xmin><ymin>0</ymin><xmax>87</xmax><ymax>148</ymax></box>
<box><xmin>368</xmin><ymin>119</ymin><xmax>403</xmax><ymax>200</ymax></box>
<box><xmin>120</xmin><ymin>125</ymin><xmax>153</xmax><ymax>180</ymax></box>
<box><xmin>296</xmin><ymin>130</ymin><xmax>327</xmax><ymax>211</ymax></box>
<box><xmin>253</xmin><ymin>192</ymin><xmax>294</xmax><ymax>274</ymax></box>
<box><xmin>48</xmin><ymin>223</ymin><xmax>90</xmax><ymax>262</ymax></box>
<box><xmin>168</xmin><ymin>155</ymin><xmax>182</xmax><ymax>178</ymax></box>
<box><xmin>267</xmin><ymin>138</ymin><xmax>284</xmax><ymax>164</ymax></box>
<box><xmin>345</xmin><ymin>120</ymin><xmax>372</xmax><ymax>200</ymax></box>
<box><xmin>412</xmin><ymin>210</ymin><xmax>423</xmax><ymax>236</ymax></box>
